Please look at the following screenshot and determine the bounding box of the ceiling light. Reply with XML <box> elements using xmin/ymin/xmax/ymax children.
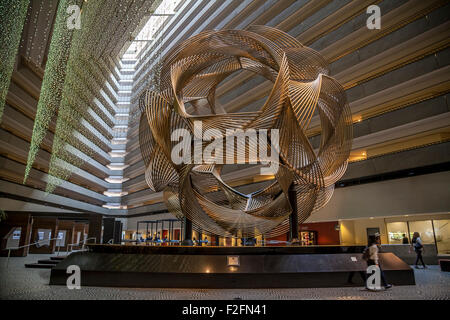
<box><xmin>102</xmin><ymin>204</ymin><xmax>127</xmax><ymax>210</ymax></box>
<box><xmin>105</xmin><ymin>177</ymin><xmax>130</xmax><ymax>184</ymax></box>
<box><xmin>107</xmin><ymin>164</ymin><xmax>129</xmax><ymax>170</ymax></box>
<box><xmin>353</xmin><ymin>115</ymin><xmax>363</xmax><ymax>123</ymax></box>
<box><xmin>111</xmin><ymin>138</ymin><xmax>128</xmax><ymax>145</ymax></box>
<box><xmin>124</xmin><ymin>0</ymin><xmax>183</xmax><ymax>58</ymax></box>
<box><xmin>109</xmin><ymin>151</ymin><xmax>128</xmax><ymax>158</ymax></box>
<box><xmin>103</xmin><ymin>191</ymin><xmax>129</xmax><ymax>197</ymax></box>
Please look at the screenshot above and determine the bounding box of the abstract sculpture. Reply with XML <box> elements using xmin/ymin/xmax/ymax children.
<box><xmin>139</xmin><ymin>26</ymin><xmax>352</xmax><ymax>239</ymax></box>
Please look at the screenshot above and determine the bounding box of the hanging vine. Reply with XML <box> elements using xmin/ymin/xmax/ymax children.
<box><xmin>23</xmin><ymin>0</ymin><xmax>82</xmax><ymax>183</ymax></box>
<box><xmin>0</xmin><ymin>0</ymin><xmax>29</xmax><ymax>122</ymax></box>
<box><xmin>46</xmin><ymin>0</ymin><xmax>143</xmax><ymax>193</ymax></box>
<box><xmin>24</xmin><ymin>0</ymin><xmax>162</xmax><ymax>193</ymax></box>
<box><xmin>46</xmin><ymin>0</ymin><xmax>103</xmax><ymax>193</ymax></box>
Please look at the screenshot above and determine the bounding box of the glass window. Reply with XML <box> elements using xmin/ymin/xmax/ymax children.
<box><xmin>408</xmin><ymin>220</ymin><xmax>435</xmax><ymax>244</ymax></box>
<box><xmin>433</xmin><ymin>219</ymin><xmax>450</xmax><ymax>254</ymax></box>
<box><xmin>56</xmin><ymin>230</ymin><xmax>66</xmax><ymax>247</ymax></box>
<box><xmin>12</xmin><ymin>228</ymin><xmax>21</xmax><ymax>240</ymax></box>
<box><xmin>6</xmin><ymin>227</ymin><xmax>21</xmax><ymax>248</ymax></box>
<box><xmin>387</xmin><ymin>222</ymin><xmax>409</xmax><ymax>244</ymax></box>
<box><xmin>35</xmin><ymin>229</ymin><xmax>52</xmax><ymax>247</ymax></box>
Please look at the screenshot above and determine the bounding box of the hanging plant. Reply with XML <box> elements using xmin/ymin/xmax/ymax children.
<box><xmin>0</xmin><ymin>0</ymin><xmax>29</xmax><ymax>122</ymax></box>
<box><xmin>24</xmin><ymin>0</ymin><xmax>81</xmax><ymax>184</ymax></box>
<box><xmin>26</xmin><ymin>0</ymin><xmax>155</xmax><ymax>193</ymax></box>
<box><xmin>46</xmin><ymin>0</ymin><xmax>111</xmax><ymax>193</ymax></box>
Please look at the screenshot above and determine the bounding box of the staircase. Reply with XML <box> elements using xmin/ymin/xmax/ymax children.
<box><xmin>25</xmin><ymin>256</ymin><xmax>66</xmax><ymax>269</ymax></box>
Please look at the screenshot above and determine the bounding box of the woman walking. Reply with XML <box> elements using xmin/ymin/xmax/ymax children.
<box><xmin>411</xmin><ymin>232</ymin><xmax>427</xmax><ymax>269</ymax></box>
<box><xmin>365</xmin><ymin>235</ymin><xmax>392</xmax><ymax>290</ymax></box>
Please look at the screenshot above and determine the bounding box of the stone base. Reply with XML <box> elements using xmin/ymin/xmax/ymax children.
<box><xmin>49</xmin><ymin>245</ymin><xmax>415</xmax><ymax>288</ymax></box>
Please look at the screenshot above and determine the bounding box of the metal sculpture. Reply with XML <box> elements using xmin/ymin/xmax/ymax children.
<box><xmin>139</xmin><ymin>26</ymin><xmax>352</xmax><ymax>239</ymax></box>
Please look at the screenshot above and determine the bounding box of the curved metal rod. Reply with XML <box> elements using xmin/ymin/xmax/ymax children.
<box><xmin>140</xmin><ymin>25</ymin><xmax>352</xmax><ymax>238</ymax></box>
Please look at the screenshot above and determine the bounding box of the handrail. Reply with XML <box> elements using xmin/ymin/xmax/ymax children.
<box><xmin>67</xmin><ymin>237</ymin><xmax>96</xmax><ymax>247</ymax></box>
<box><xmin>5</xmin><ymin>237</ymin><xmax>60</xmax><ymax>268</ymax></box>
<box><xmin>67</xmin><ymin>237</ymin><xmax>96</xmax><ymax>253</ymax></box>
<box><xmin>6</xmin><ymin>237</ymin><xmax>60</xmax><ymax>251</ymax></box>
<box><xmin>57</xmin><ymin>237</ymin><xmax>97</xmax><ymax>258</ymax></box>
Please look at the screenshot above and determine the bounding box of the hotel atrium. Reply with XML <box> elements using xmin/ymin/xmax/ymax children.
<box><xmin>0</xmin><ymin>0</ymin><xmax>449</xmax><ymax>302</ymax></box>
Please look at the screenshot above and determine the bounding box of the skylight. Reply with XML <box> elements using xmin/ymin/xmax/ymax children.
<box><xmin>124</xmin><ymin>0</ymin><xmax>183</xmax><ymax>59</ymax></box>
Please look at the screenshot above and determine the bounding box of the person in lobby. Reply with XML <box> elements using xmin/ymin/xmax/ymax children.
<box><xmin>155</xmin><ymin>232</ymin><xmax>161</xmax><ymax>245</ymax></box>
<box><xmin>367</xmin><ymin>235</ymin><xmax>392</xmax><ymax>290</ymax></box>
<box><xmin>402</xmin><ymin>234</ymin><xmax>409</xmax><ymax>244</ymax></box>
<box><xmin>411</xmin><ymin>232</ymin><xmax>427</xmax><ymax>269</ymax></box>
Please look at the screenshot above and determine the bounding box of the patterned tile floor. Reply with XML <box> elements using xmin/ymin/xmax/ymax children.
<box><xmin>1</xmin><ymin>254</ymin><xmax>449</xmax><ymax>300</ymax></box>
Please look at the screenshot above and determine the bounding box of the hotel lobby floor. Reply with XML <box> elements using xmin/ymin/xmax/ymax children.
<box><xmin>1</xmin><ymin>254</ymin><xmax>449</xmax><ymax>300</ymax></box>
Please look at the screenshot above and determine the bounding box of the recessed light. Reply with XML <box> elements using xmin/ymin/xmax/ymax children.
<box><xmin>102</xmin><ymin>204</ymin><xmax>127</xmax><ymax>210</ymax></box>
<box><xmin>105</xmin><ymin>177</ymin><xmax>130</xmax><ymax>183</ymax></box>
<box><xmin>103</xmin><ymin>191</ymin><xmax>129</xmax><ymax>197</ymax></box>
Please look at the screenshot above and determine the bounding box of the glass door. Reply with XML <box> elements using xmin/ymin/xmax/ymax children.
<box><xmin>408</xmin><ymin>220</ymin><xmax>434</xmax><ymax>244</ymax></box>
<box><xmin>433</xmin><ymin>219</ymin><xmax>450</xmax><ymax>254</ymax></box>
<box><xmin>387</xmin><ymin>222</ymin><xmax>409</xmax><ymax>244</ymax></box>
